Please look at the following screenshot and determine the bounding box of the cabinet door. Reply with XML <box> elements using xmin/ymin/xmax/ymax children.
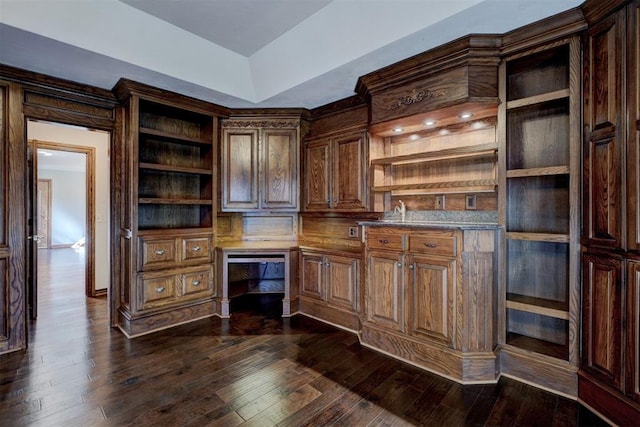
<box><xmin>304</xmin><ymin>139</ymin><xmax>331</xmax><ymax>211</ymax></box>
<box><xmin>333</xmin><ymin>132</ymin><xmax>366</xmax><ymax>211</ymax></box>
<box><xmin>628</xmin><ymin>1</ymin><xmax>640</xmax><ymax>253</ymax></box>
<box><xmin>582</xmin><ymin>254</ymin><xmax>624</xmax><ymax>390</ymax></box>
<box><xmin>366</xmin><ymin>250</ymin><xmax>404</xmax><ymax>332</ymax></box>
<box><xmin>262</xmin><ymin>129</ymin><xmax>298</xmax><ymax>210</ymax></box>
<box><xmin>583</xmin><ymin>12</ymin><xmax>624</xmax><ymax>248</ymax></box>
<box><xmin>407</xmin><ymin>254</ymin><xmax>455</xmax><ymax>347</ymax></box>
<box><xmin>221</xmin><ymin>128</ymin><xmax>259</xmax><ymax>210</ymax></box>
<box><xmin>326</xmin><ymin>255</ymin><xmax>358</xmax><ymax>312</ymax></box>
<box><xmin>627</xmin><ymin>261</ymin><xmax>640</xmax><ymax>403</ymax></box>
<box><xmin>300</xmin><ymin>252</ymin><xmax>324</xmax><ymax>300</ymax></box>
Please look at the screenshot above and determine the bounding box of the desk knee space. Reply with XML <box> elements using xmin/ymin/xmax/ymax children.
<box><xmin>217</xmin><ymin>244</ymin><xmax>299</xmax><ymax>318</ymax></box>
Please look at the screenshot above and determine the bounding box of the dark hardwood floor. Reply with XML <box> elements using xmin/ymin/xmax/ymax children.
<box><xmin>0</xmin><ymin>248</ymin><xmax>609</xmax><ymax>426</ymax></box>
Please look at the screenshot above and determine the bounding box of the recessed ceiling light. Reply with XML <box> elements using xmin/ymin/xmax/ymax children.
<box><xmin>424</xmin><ymin>120</ymin><xmax>436</xmax><ymax>126</ymax></box>
<box><xmin>392</xmin><ymin>127</ymin><xmax>404</xmax><ymax>133</ymax></box>
<box><xmin>459</xmin><ymin>112</ymin><xmax>473</xmax><ymax>119</ymax></box>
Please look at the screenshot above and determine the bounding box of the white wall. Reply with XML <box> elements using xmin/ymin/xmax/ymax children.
<box><xmin>28</xmin><ymin>120</ymin><xmax>110</xmax><ymax>291</ymax></box>
<box><xmin>39</xmin><ymin>168</ymin><xmax>86</xmax><ymax>246</ymax></box>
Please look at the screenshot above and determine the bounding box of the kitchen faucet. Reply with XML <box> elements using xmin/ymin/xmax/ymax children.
<box><xmin>394</xmin><ymin>200</ymin><xmax>406</xmax><ymax>222</ymax></box>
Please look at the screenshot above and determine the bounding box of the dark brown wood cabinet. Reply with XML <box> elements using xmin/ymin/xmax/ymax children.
<box><xmin>580</xmin><ymin>0</ymin><xmax>640</xmax><ymax>423</ymax></box>
<box><xmin>303</xmin><ymin>131</ymin><xmax>367</xmax><ymax>212</ymax></box>
<box><xmin>221</xmin><ymin>118</ymin><xmax>300</xmax><ymax>212</ymax></box>
<box><xmin>299</xmin><ymin>249</ymin><xmax>360</xmax><ymax>331</ymax></box>
<box><xmin>582</xmin><ymin>253</ymin><xmax>624</xmax><ymax>390</ymax></box>
<box><xmin>498</xmin><ymin>33</ymin><xmax>582</xmax><ymax>396</ymax></box>
<box><xmin>362</xmin><ymin>225</ymin><xmax>497</xmax><ymax>383</ymax></box>
<box><xmin>113</xmin><ymin>79</ymin><xmax>222</xmax><ymax>337</ymax></box>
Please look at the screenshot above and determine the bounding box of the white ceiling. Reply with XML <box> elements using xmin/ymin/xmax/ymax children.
<box><xmin>0</xmin><ymin>0</ymin><xmax>583</xmax><ymax>109</ymax></box>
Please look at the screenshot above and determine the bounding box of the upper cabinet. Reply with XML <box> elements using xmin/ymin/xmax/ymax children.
<box><xmin>221</xmin><ymin>114</ymin><xmax>305</xmax><ymax>212</ymax></box>
<box><xmin>303</xmin><ymin>97</ymin><xmax>369</xmax><ymax>212</ymax></box>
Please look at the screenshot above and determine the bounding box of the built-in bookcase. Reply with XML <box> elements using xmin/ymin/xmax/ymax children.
<box><xmin>499</xmin><ymin>39</ymin><xmax>580</xmax><ymax>363</ymax></box>
<box><xmin>136</xmin><ymin>99</ymin><xmax>215</xmax><ymax>230</ymax></box>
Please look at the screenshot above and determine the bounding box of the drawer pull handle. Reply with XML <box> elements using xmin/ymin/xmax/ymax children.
<box><xmin>192</xmin><ymin>246</ymin><xmax>201</xmax><ymax>252</ymax></box>
<box><xmin>154</xmin><ymin>249</ymin><xmax>165</xmax><ymax>256</ymax></box>
<box><xmin>379</xmin><ymin>239</ymin><xmax>389</xmax><ymax>244</ymax></box>
<box><xmin>424</xmin><ymin>243</ymin><xmax>437</xmax><ymax>248</ymax></box>
<box><xmin>192</xmin><ymin>280</ymin><xmax>201</xmax><ymax>286</ymax></box>
<box><xmin>155</xmin><ymin>287</ymin><xmax>165</xmax><ymax>293</ymax></box>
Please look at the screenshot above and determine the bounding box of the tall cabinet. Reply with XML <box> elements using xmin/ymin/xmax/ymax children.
<box><xmin>580</xmin><ymin>0</ymin><xmax>640</xmax><ymax>423</ymax></box>
<box><xmin>498</xmin><ymin>13</ymin><xmax>583</xmax><ymax>396</ymax></box>
<box><xmin>113</xmin><ymin>79</ymin><xmax>224</xmax><ymax>337</ymax></box>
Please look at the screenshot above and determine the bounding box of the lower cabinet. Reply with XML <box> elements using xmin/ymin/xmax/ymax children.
<box><xmin>361</xmin><ymin>225</ymin><xmax>497</xmax><ymax>383</ymax></box>
<box><xmin>118</xmin><ymin>231</ymin><xmax>216</xmax><ymax>337</ymax></box>
<box><xmin>579</xmin><ymin>254</ymin><xmax>640</xmax><ymax>421</ymax></box>
<box><xmin>299</xmin><ymin>249</ymin><xmax>360</xmax><ymax>331</ymax></box>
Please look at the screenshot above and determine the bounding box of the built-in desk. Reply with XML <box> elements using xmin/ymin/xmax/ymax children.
<box><xmin>216</xmin><ymin>241</ymin><xmax>299</xmax><ymax>318</ymax></box>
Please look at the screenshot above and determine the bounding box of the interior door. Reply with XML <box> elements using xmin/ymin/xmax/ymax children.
<box><xmin>37</xmin><ymin>179</ymin><xmax>51</xmax><ymax>249</ymax></box>
<box><xmin>27</xmin><ymin>142</ymin><xmax>38</xmax><ymax>319</ymax></box>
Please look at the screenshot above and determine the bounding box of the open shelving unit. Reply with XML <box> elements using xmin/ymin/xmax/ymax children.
<box><xmin>369</xmin><ymin>115</ymin><xmax>499</xmax><ymax>204</ymax></box>
<box><xmin>136</xmin><ymin>99</ymin><xmax>215</xmax><ymax>230</ymax></box>
<box><xmin>499</xmin><ymin>39</ymin><xmax>580</xmax><ymax>363</ymax></box>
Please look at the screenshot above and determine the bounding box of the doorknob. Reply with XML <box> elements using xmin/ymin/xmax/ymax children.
<box><xmin>28</xmin><ymin>235</ymin><xmax>41</xmax><ymax>242</ymax></box>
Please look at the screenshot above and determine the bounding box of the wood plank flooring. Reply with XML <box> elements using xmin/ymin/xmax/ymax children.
<box><xmin>0</xmin><ymin>248</ymin><xmax>608</xmax><ymax>426</ymax></box>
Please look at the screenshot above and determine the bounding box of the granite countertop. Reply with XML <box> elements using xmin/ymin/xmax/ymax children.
<box><xmin>358</xmin><ymin>210</ymin><xmax>501</xmax><ymax>230</ymax></box>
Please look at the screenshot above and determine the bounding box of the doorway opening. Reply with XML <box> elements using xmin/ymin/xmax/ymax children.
<box><xmin>27</xmin><ymin>120</ymin><xmax>110</xmax><ymax>320</ymax></box>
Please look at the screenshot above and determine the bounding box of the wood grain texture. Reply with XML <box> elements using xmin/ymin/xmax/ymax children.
<box><xmin>582</xmin><ymin>253</ymin><xmax>624</xmax><ymax>390</ymax></box>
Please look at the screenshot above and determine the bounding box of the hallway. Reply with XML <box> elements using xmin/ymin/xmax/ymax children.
<box><xmin>0</xmin><ymin>250</ymin><xmax>608</xmax><ymax>426</ymax></box>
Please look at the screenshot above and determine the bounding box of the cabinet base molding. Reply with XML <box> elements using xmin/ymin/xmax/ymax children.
<box><xmin>117</xmin><ymin>300</ymin><xmax>217</xmax><ymax>338</ymax></box>
<box><xmin>499</xmin><ymin>345</ymin><xmax>577</xmax><ymax>398</ymax></box>
<box><xmin>299</xmin><ymin>296</ymin><xmax>359</xmax><ymax>333</ymax></box>
<box><xmin>360</xmin><ymin>324</ymin><xmax>498</xmax><ymax>384</ymax></box>
<box><xmin>578</xmin><ymin>372</ymin><xmax>640</xmax><ymax>426</ymax></box>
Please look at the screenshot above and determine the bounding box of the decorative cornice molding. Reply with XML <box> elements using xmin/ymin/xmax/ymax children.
<box><xmin>221</xmin><ymin>119</ymin><xmax>299</xmax><ymax>129</ymax></box>
<box><xmin>387</xmin><ymin>88</ymin><xmax>448</xmax><ymax>111</ymax></box>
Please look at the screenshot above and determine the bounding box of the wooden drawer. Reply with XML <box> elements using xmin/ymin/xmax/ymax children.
<box><xmin>366</xmin><ymin>231</ymin><xmax>405</xmax><ymax>251</ymax></box>
<box><xmin>139</xmin><ymin>273</ymin><xmax>176</xmax><ymax>310</ymax></box>
<box><xmin>181</xmin><ymin>267</ymin><xmax>213</xmax><ymax>297</ymax></box>
<box><xmin>140</xmin><ymin>238</ymin><xmax>177</xmax><ymax>269</ymax></box>
<box><xmin>181</xmin><ymin>236</ymin><xmax>211</xmax><ymax>263</ymax></box>
<box><xmin>409</xmin><ymin>234</ymin><xmax>457</xmax><ymax>257</ymax></box>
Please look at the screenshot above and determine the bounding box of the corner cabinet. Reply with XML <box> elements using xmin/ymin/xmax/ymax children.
<box><xmin>303</xmin><ymin>130</ymin><xmax>368</xmax><ymax>211</ymax></box>
<box><xmin>221</xmin><ymin>117</ymin><xmax>301</xmax><ymax>211</ymax></box>
<box><xmin>113</xmin><ymin>79</ymin><xmax>222</xmax><ymax>337</ymax></box>
<box><xmin>361</xmin><ymin>224</ymin><xmax>498</xmax><ymax>383</ymax></box>
<box><xmin>579</xmin><ymin>0</ymin><xmax>640</xmax><ymax>423</ymax></box>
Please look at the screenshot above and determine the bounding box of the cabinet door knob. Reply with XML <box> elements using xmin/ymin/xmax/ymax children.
<box><xmin>325</xmin><ymin>262</ymin><xmax>330</xmax><ymax>267</ymax></box>
<box><xmin>397</xmin><ymin>262</ymin><xmax>402</xmax><ymax>267</ymax></box>
<box><xmin>155</xmin><ymin>287</ymin><xmax>165</xmax><ymax>293</ymax></box>
<box><xmin>409</xmin><ymin>264</ymin><xmax>415</xmax><ymax>270</ymax></box>
<box><xmin>424</xmin><ymin>243</ymin><xmax>437</xmax><ymax>248</ymax></box>
<box><xmin>192</xmin><ymin>246</ymin><xmax>201</xmax><ymax>252</ymax></box>
<box><xmin>192</xmin><ymin>280</ymin><xmax>201</xmax><ymax>286</ymax></box>
<box><xmin>379</xmin><ymin>239</ymin><xmax>389</xmax><ymax>244</ymax></box>
<box><xmin>154</xmin><ymin>249</ymin><xmax>165</xmax><ymax>256</ymax></box>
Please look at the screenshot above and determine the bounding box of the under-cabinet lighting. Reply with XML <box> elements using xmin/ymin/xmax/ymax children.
<box><xmin>459</xmin><ymin>112</ymin><xmax>474</xmax><ymax>119</ymax></box>
<box><xmin>409</xmin><ymin>134</ymin><xmax>420</xmax><ymax>141</ymax></box>
<box><xmin>424</xmin><ymin>120</ymin><xmax>436</xmax><ymax>126</ymax></box>
<box><xmin>392</xmin><ymin>127</ymin><xmax>404</xmax><ymax>133</ymax></box>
